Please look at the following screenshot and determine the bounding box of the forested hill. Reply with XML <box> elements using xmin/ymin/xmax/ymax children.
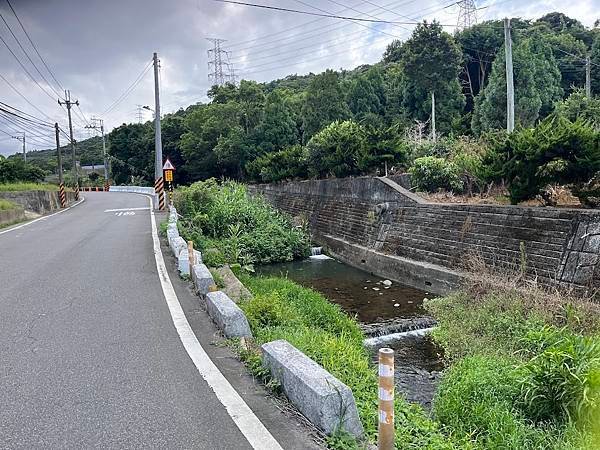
<box><xmin>8</xmin><ymin>136</ymin><xmax>104</xmax><ymax>173</ymax></box>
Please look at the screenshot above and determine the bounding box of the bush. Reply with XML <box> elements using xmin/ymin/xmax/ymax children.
<box><xmin>306</xmin><ymin>120</ymin><xmax>367</xmax><ymax>178</ymax></box>
<box><xmin>518</xmin><ymin>327</ymin><xmax>600</xmax><ymax>426</ymax></box>
<box><xmin>174</xmin><ymin>179</ymin><xmax>309</xmax><ymax>266</ymax></box>
<box><xmin>487</xmin><ymin>116</ymin><xmax>600</xmax><ymax>204</ymax></box>
<box><xmin>0</xmin><ymin>158</ymin><xmax>45</xmax><ymax>184</ymax></box>
<box><xmin>410</xmin><ymin>156</ymin><xmax>463</xmax><ymax>193</ymax></box>
<box><xmin>245</xmin><ymin>145</ymin><xmax>308</xmax><ymax>183</ymax></box>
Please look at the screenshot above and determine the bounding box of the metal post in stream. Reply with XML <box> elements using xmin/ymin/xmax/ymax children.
<box><xmin>378</xmin><ymin>348</ymin><xmax>394</xmax><ymax>450</ymax></box>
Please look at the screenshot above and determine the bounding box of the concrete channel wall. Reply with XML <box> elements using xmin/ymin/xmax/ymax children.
<box><xmin>248</xmin><ymin>177</ymin><xmax>600</xmax><ymax>294</ymax></box>
<box><xmin>0</xmin><ymin>190</ymin><xmax>77</xmax><ymax>215</ymax></box>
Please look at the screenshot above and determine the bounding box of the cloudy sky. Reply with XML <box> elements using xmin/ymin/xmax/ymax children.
<box><xmin>0</xmin><ymin>0</ymin><xmax>598</xmax><ymax>157</ymax></box>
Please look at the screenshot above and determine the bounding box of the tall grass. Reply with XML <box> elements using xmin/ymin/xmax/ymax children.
<box><xmin>0</xmin><ymin>199</ymin><xmax>16</xmax><ymax>210</ymax></box>
<box><xmin>238</xmin><ymin>274</ymin><xmax>463</xmax><ymax>449</ymax></box>
<box><xmin>0</xmin><ymin>182</ymin><xmax>59</xmax><ymax>192</ymax></box>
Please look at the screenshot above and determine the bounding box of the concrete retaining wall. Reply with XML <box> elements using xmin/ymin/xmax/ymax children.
<box><xmin>0</xmin><ymin>190</ymin><xmax>76</xmax><ymax>215</ymax></box>
<box><xmin>249</xmin><ymin>177</ymin><xmax>600</xmax><ymax>294</ymax></box>
<box><xmin>0</xmin><ymin>206</ymin><xmax>25</xmax><ymax>226</ymax></box>
<box><xmin>109</xmin><ymin>185</ymin><xmax>159</xmax><ymax>208</ymax></box>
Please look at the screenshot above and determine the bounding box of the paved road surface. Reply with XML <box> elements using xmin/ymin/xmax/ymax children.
<box><xmin>0</xmin><ymin>192</ymin><xmax>319</xmax><ymax>449</ymax></box>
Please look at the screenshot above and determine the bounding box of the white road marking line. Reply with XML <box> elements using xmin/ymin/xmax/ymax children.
<box><xmin>0</xmin><ymin>197</ymin><xmax>86</xmax><ymax>236</ymax></box>
<box><xmin>145</xmin><ymin>196</ymin><xmax>283</xmax><ymax>450</ymax></box>
<box><xmin>104</xmin><ymin>207</ymin><xmax>150</xmax><ymax>212</ymax></box>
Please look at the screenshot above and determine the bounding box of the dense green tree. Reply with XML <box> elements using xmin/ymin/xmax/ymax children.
<box><xmin>238</xmin><ymin>80</ymin><xmax>265</xmax><ymax>133</ymax></box>
<box><xmin>301</xmin><ymin>70</ymin><xmax>351</xmax><ymax>141</ymax></box>
<box><xmin>254</xmin><ymin>89</ymin><xmax>299</xmax><ymax>154</ymax></box>
<box><xmin>108</xmin><ymin>123</ymin><xmax>154</xmax><ymax>185</ymax></box>
<box><xmin>0</xmin><ymin>157</ymin><xmax>45</xmax><ymax>183</ymax></box>
<box><xmin>347</xmin><ymin>67</ymin><xmax>386</xmax><ymax>121</ymax></box>
<box><xmin>399</xmin><ymin>22</ymin><xmax>465</xmax><ymax>134</ymax></box>
<box><xmin>592</xmin><ymin>35</ymin><xmax>600</xmax><ymax>96</ymax></box>
<box><xmin>160</xmin><ymin>115</ymin><xmax>190</xmax><ymax>185</ymax></box>
<box><xmin>554</xmin><ymin>89</ymin><xmax>600</xmax><ymax>125</ymax></box>
<box><xmin>536</xmin><ymin>12</ymin><xmax>593</xmax><ymax>46</ymax></box>
<box><xmin>207</xmin><ymin>83</ymin><xmax>238</xmax><ymax>104</ymax></box>
<box><xmin>245</xmin><ymin>145</ymin><xmax>308</xmax><ymax>183</ymax></box>
<box><xmin>473</xmin><ymin>33</ymin><xmax>563</xmax><ymax>132</ymax></box>
<box><xmin>306</xmin><ymin>120</ymin><xmax>366</xmax><ymax>178</ymax></box>
<box><xmin>214</xmin><ymin>125</ymin><xmax>252</xmax><ymax>178</ymax></box>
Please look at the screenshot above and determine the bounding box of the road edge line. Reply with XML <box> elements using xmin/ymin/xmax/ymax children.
<box><xmin>145</xmin><ymin>196</ymin><xmax>283</xmax><ymax>450</ymax></box>
<box><xmin>0</xmin><ymin>196</ymin><xmax>86</xmax><ymax>236</ymax></box>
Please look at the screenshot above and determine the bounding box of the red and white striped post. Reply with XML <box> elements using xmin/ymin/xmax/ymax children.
<box><xmin>378</xmin><ymin>347</ymin><xmax>394</xmax><ymax>450</ymax></box>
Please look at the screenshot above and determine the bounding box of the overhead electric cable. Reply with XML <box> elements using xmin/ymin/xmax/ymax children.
<box><xmin>102</xmin><ymin>60</ymin><xmax>153</xmax><ymax>116</ymax></box>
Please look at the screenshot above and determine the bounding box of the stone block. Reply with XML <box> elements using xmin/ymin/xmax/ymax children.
<box><xmin>206</xmin><ymin>291</ymin><xmax>252</xmax><ymax>338</ymax></box>
<box><xmin>177</xmin><ymin>249</ymin><xmax>202</xmax><ymax>276</ymax></box>
<box><xmin>170</xmin><ymin>236</ymin><xmax>186</xmax><ymax>257</ymax></box>
<box><xmin>261</xmin><ymin>340</ymin><xmax>364</xmax><ymax>438</ymax></box>
<box><xmin>167</xmin><ymin>228</ymin><xmax>179</xmax><ymax>246</ymax></box>
<box><xmin>192</xmin><ymin>263</ymin><xmax>215</xmax><ymax>295</ymax></box>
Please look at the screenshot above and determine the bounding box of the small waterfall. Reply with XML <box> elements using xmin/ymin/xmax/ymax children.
<box><xmin>309</xmin><ymin>246</ymin><xmax>332</xmax><ymax>260</ymax></box>
<box><xmin>361</xmin><ymin>317</ymin><xmax>437</xmax><ymax>338</ymax></box>
<box><xmin>363</xmin><ymin>327</ymin><xmax>435</xmax><ymax>348</ymax></box>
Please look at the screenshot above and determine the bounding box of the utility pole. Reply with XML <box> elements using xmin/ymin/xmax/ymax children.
<box><xmin>85</xmin><ymin>117</ymin><xmax>109</xmax><ymax>188</ymax></box>
<box><xmin>431</xmin><ymin>92</ymin><xmax>436</xmax><ymax>142</ymax></box>
<box><xmin>11</xmin><ymin>132</ymin><xmax>25</xmax><ymax>161</ymax></box>
<box><xmin>586</xmin><ymin>55</ymin><xmax>592</xmax><ymax>98</ymax></box>
<box><xmin>59</xmin><ymin>90</ymin><xmax>79</xmax><ymax>199</ymax></box>
<box><xmin>153</xmin><ymin>52</ymin><xmax>165</xmax><ymax>210</ymax></box>
<box><xmin>504</xmin><ymin>18</ymin><xmax>515</xmax><ymax>133</ymax></box>
<box><xmin>55</xmin><ymin>123</ymin><xmax>66</xmax><ymax>208</ymax></box>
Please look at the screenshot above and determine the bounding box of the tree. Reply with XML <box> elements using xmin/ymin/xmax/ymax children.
<box><xmin>108</xmin><ymin>123</ymin><xmax>154</xmax><ymax>185</ymax></box>
<box><xmin>301</xmin><ymin>70</ymin><xmax>351</xmax><ymax>141</ymax></box>
<box><xmin>399</xmin><ymin>22</ymin><xmax>465</xmax><ymax>134</ymax></box>
<box><xmin>254</xmin><ymin>89</ymin><xmax>299</xmax><ymax>154</ymax></box>
<box><xmin>306</xmin><ymin>120</ymin><xmax>367</xmax><ymax>178</ymax></box>
<box><xmin>592</xmin><ymin>35</ymin><xmax>600</xmax><ymax>96</ymax></box>
<box><xmin>473</xmin><ymin>33</ymin><xmax>563</xmax><ymax>133</ymax></box>
<box><xmin>214</xmin><ymin>125</ymin><xmax>252</xmax><ymax>178</ymax></box>
<box><xmin>347</xmin><ymin>67</ymin><xmax>386</xmax><ymax>121</ymax></box>
<box><xmin>238</xmin><ymin>80</ymin><xmax>265</xmax><ymax>133</ymax></box>
<box><xmin>554</xmin><ymin>89</ymin><xmax>600</xmax><ymax>126</ymax></box>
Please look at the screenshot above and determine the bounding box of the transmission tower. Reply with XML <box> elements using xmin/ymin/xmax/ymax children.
<box><xmin>207</xmin><ymin>38</ymin><xmax>235</xmax><ymax>86</ymax></box>
<box><xmin>135</xmin><ymin>105</ymin><xmax>144</xmax><ymax>123</ymax></box>
<box><xmin>457</xmin><ymin>0</ymin><xmax>477</xmax><ymax>30</ymax></box>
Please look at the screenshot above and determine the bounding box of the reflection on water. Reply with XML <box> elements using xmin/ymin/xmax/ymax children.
<box><xmin>256</xmin><ymin>258</ymin><xmax>429</xmax><ymax>323</ymax></box>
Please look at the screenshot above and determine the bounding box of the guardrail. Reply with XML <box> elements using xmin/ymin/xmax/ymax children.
<box><xmin>109</xmin><ymin>186</ymin><xmax>158</xmax><ymax>208</ymax></box>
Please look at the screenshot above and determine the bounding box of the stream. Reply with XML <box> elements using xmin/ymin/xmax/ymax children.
<box><xmin>256</xmin><ymin>256</ymin><xmax>445</xmax><ymax>409</ymax></box>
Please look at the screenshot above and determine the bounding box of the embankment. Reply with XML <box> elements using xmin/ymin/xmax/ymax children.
<box><xmin>249</xmin><ymin>177</ymin><xmax>600</xmax><ymax>294</ymax></box>
<box><xmin>0</xmin><ymin>190</ymin><xmax>76</xmax><ymax>215</ymax></box>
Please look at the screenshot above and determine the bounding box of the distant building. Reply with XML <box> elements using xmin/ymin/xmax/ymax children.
<box><xmin>77</xmin><ymin>162</ymin><xmax>105</xmax><ymax>175</ymax></box>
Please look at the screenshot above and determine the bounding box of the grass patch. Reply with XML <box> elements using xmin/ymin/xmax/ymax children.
<box><xmin>425</xmin><ymin>258</ymin><xmax>600</xmax><ymax>449</ymax></box>
<box><xmin>0</xmin><ymin>182</ymin><xmax>60</xmax><ymax>192</ymax></box>
<box><xmin>0</xmin><ymin>199</ymin><xmax>16</xmax><ymax>210</ymax></box>
<box><xmin>238</xmin><ymin>274</ymin><xmax>464</xmax><ymax>449</ymax></box>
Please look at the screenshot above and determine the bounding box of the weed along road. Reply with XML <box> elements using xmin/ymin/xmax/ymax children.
<box><xmin>0</xmin><ymin>192</ymin><xmax>318</xmax><ymax>449</ymax></box>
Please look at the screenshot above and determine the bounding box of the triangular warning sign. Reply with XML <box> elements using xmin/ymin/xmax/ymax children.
<box><xmin>162</xmin><ymin>158</ymin><xmax>175</xmax><ymax>170</ymax></box>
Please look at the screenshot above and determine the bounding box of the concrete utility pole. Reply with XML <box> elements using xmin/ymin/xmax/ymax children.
<box><xmin>504</xmin><ymin>18</ymin><xmax>515</xmax><ymax>133</ymax></box>
<box><xmin>11</xmin><ymin>132</ymin><xmax>25</xmax><ymax>161</ymax></box>
<box><xmin>59</xmin><ymin>90</ymin><xmax>79</xmax><ymax>199</ymax></box>
<box><xmin>54</xmin><ymin>123</ymin><xmax>63</xmax><ymax>184</ymax></box>
<box><xmin>85</xmin><ymin>117</ymin><xmax>109</xmax><ymax>181</ymax></box>
<box><xmin>153</xmin><ymin>52</ymin><xmax>165</xmax><ymax>210</ymax></box>
<box><xmin>431</xmin><ymin>92</ymin><xmax>436</xmax><ymax>142</ymax></box>
<box><xmin>586</xmin><ymin>55</ymin><xmax>592</xmax><ymax>98</ymax></box>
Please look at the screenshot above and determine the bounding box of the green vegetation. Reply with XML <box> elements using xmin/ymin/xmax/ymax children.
<box><xmin>426</xmin><ymin>265</ymin><xmax>600</xmax><ymax>449</ymax></box>
<box><xmin>13</xmin><ymin>13</ymin><xmax>599</xmax><ymax>206</ymax></box>
<box><xmin>410</xmin><ymin>156</ymin><xmax>463</xmax><ymax>193</ymax></box>
<box><xmin>0</xmin><ymin>157</ymin><xmax>45</xmax><ymax>184</ymax></box>
<box><xmin>238</xmin><ymin>275</ymin><xmax>463</xmax><ymax>449</ymax></box>
<box><xmin>0</xmin><ymin>182</ymin><xmax>60</xmax><ymax>192</ymax></box>
<box><xmin>174</xmin><ymin>180</ymin><xmax>309</xmax><ymax>267</ymax></box>
<box><xmin>0</xmin><ymin>199</ymin><xmax>16</xmax><ymax>210</ymax></box>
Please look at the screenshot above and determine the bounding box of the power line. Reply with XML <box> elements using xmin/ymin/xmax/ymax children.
<box><xmin>213</xmin><ymin>0</ymin><xmax>456</xmax><ymax>25</ymax></box>
<box><xmin>102</xmin><ymin>59</ymin><xmax>153</xmax><ymax>116</ymax></box>
<box><xmin>5</xmin><ymin>0</ymin><xmax>65</xmax><ymax>92</ymax></box>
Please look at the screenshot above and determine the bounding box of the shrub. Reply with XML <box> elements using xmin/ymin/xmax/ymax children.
<box><xmin>0</xmin><ymin>158</ymin><xmax>45</xmax><ymax>184</ymax></box>
<box><xmin>245</xmin><ymin>145</ymin><xmax>308</xmax><ymax>183</ymax></box>
<box><xmin>306</xmin><ymin>120</ymin><xmax>367</xmax><ymax>178</ymax></box>
<box><xmin>518</xmin><ymin>327</ymin><xmax>600</xmax><ymax>426</ymax></box>
<box><xmin>487</xmin><ymin>116</ymin><xmax>600</xmax><ymax>204</ymax></box>
<box><xmin>174</xmin><ymin>179</ymin><xmax>309</xmax><ymax>266</ymax></box>
<box><xmin>410</xmin><ymin>156</ymin><xmax>463</xmax><ymax>193</ymax></box>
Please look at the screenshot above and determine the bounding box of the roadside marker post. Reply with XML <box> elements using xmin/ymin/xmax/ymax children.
<box><xmin>188</xmin><ymin>240</ymin><xmax>195</xmax><ymax>268</ymax></box>
<box><xmin>163</xmin><ymin>158</ymin><xmax>175</xmax><ymax>207</ymax></box>
<box><xmin>378</xmin><ymin>348</ymin><xmax>395</xmax><ymax>450</ymax></box>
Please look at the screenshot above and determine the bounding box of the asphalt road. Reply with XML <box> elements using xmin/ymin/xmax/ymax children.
<box><xmin>0</xmin><ymin>192</ymin><xmax>320</xmax><ymax>449</ymax></box>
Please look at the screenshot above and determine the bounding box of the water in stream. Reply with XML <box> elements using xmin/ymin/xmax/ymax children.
<box><xmin>256</xmin><ymin>257</ymin><xmax>445</xmax><ymax>408</ymax></box>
